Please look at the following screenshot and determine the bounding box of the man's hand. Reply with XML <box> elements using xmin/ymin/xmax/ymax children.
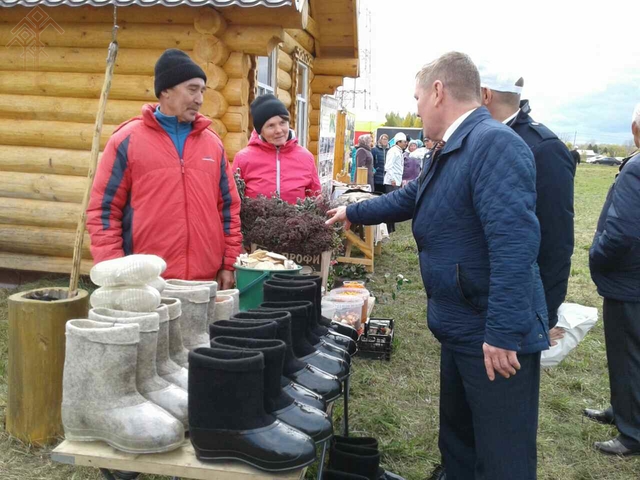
<box><xmin>326</xmin><ymin>206</ymin><xmax>351</xmax><ymax>230</ymax></box>
<box><xmin>217</xmin><ymin>269</ymin><xmax>235</xmax><ymax>290</ymax></box>
<box><xmin>391</xmin><ymin>180</ymin><xmax>397</xmax><ymax>186</ymax></box>
<box><xmin>549</xmin><ymin>327</ymin><xmax>565</xmax><ymax>347</ymax></box>
<box><xmin>482</xmin><ymin>343</ymin><xmax>521</xmax><ymax>381</ymax></box>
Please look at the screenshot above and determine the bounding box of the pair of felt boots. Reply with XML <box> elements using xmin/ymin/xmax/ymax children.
<box><xmin>323</xmin><ymin>436</ymin><xmax>406</xmax><ymax>480</ymax></box>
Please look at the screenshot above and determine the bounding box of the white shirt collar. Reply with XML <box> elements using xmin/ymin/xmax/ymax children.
<box><xmin>442</xmin><ymin>108</ymin><xmax>478</xmax><ymax>142</ymax></box>
<box><xmin>503</xmin><ymin>109</ymin><xmax>520</xmax><ymax>125</ymax></box>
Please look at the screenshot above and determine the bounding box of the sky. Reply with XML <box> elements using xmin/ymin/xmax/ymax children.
<box><xmin>353</xmin><ymin>0</ymin><xmax>640</xmax><ymax>145</ymax></box>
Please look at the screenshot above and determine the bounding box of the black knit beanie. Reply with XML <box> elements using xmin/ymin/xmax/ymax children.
<box><xmin>154</xmin><ymin>49</ymin><xmax>207</xmax><ymax>98</ymax></box>
<box><xmin>250</xmin><ymin>94</ymin><xmax>290</xmax><ymax>135</ymax></box>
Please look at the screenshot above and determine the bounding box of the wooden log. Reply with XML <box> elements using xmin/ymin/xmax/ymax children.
<box><xmin>0</xmin><ymin>22</ymin><xmax>200</xmax><ymax>50</ymax></box>
<box><xmin>223</xmin><ymin>26</ymin><xmax>285</xmax><ymax>56</ymax></box>
<box><xmin>209</xmin><ymin>119</ymin><xmax>228</xmax><ymax>138</ymax></box>
<box><xmin>308</xmin><ymin>141</ymin><xmax>318</xmax><ymax>154</ymax></box>
<box><xmin>221</xmin><ymin>79</ymin><xmax>250</xmax><ymax>107</ymax></box>
<box><xmin>310</xmin><ymin>128</ymin><xmax>319</xmax><ymax>141</ymax></box>
<box><xmin>223</xmin><ymin>52</ymin><xmax>251</xmax><ymax>79</ymax></box>
<box><xmin>193</xmin><ymin>36</ymin><xmax>230</xmax><ymax>66</ymax></box>
<box><xmin>200</xmin><ymin>90</ymin><xmax>228</xmax><ymax>119</ymax></box>
<box><xmin>0</xmin><ymin>47</ymin><xmax>176</xmax><ymax>75</ymax></box>
<box><xmin>313</xmin><ymin>58</ymin><xmax>359</xmax><ymax>77</ymax></box>
<box><xmin>277</xmin><ymin>69</ymin><xmax>293</xmax><ymax>91</ymax></box>
<box><xmin>0</xmin><ymin>94</ymin><xmax>145</xmax><ymax>125</ymax></box>
<box><xmin>0</xmin><ymin>252</ymin><xmax>92</xmax><ymax>275</ymax></box>
<box><xmin>281</xmin><ymin>32</ymin><xmax>311</xmax><ymax>57</ymax></box>
<box><xmin>221</xmin><ymin>106</ymin><xmax>249</xmax><ymax>133</ymax></box>
<box><xmin>199</xmin><ymin>63</ymin><xmax>229</xmax><ymax>91</ymax></box>
<box><xmin>0</xmin><ymin>225</ymin><xmax>92</xmax><ymax>259</ymax></box>
<box><xmin>311</xmin><ymin>93</ymin><xmax>322</xmax><ymax>110</ymax></box>
<box><xmin>223</xmin><ymin>133</ymin><xmax>249</xmax><ymax>161</ymax></box>
<box><xmin>0</xmin><ymin>119</ymin><xmax>115</xmax><ymax>150</ymax></box>
<box><xmin>0</xmin><ymin>171</ymin><xmax>86</xmax><ymax>204</ymax></box>
<box><xmin>194</xmin><ymin>8</ymin><xmax>227</xmax><ymax>36</ymax></box>
<box><xmin>220</xmin><ymin>5</ymin><xmax>306</xmax><ymax>29</ymax></box>
<box><xmin>0</xmin><ymin>71</ymin><xmax>156</xmax><ymax>101</ymax></box>
<box><xmin>0</xmin><ymin>146</ymin><xmax>92</xmax><ymax>176</ymax></box>
<box><xmin>0</xmin><ymin>118</ymin><xmax>115</xmax><ymax>151</ymax></box>
<box><xmin>306</xmin><ymin>14</ymin><xmax>321</xmax><ymax>40</ymax></box>
<box><xmin>0</xmin><ymin>198</ymin><xmax>81</xmax><ymax>229</ymax></box>
<box><xmin>284</xmin><ymin>29</ymin><xmax>315</xmax><ymax>55</ymax></box>
<box><xmin>311</xmin><ymin>75</ymin><xmax>343</xmax><ymax>95</ymax></box>
<box><xmin>0</xmin><ymin>5</ymin><xmax>197</xmax><ymax>24</ymax></box>
<box><xmin>7</xmin><ymin>288</ymin><xmax>89</xmax><ymax>445</ymax></box>
<box><xmin>278</xmin><ymin>50</ymin><xmax>294</xmax><ymax>73</ymax></box>
<box><xmin>310</xmin><ymin>110</ymin><xmax>320</xmax><ymax>125</ymax></box>
<box><xmin>278</xmin><ymin>89</ymin><xmax>292</xmax><ymax>108</ymax></box>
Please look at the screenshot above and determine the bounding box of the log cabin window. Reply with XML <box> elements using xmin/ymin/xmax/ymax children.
<box><xmin>296</xmin><ymin>62</ymin><xmax>309</xmax><ymax>147</ymax></box>
<box><xmin>257</xmin><ymin>50</ymin><xmax>277</xmax><ymax>96</ymax></box>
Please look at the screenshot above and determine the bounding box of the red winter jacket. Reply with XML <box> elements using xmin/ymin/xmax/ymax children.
<box><xmin>86</xmin><ymin>104</ymin><xmax>242</xmax><ymax>280</ymax></box>
<box><xmin>234</xmin><ymin>130</ymin><xmax>321</xmax><ymax>204</ymax></box>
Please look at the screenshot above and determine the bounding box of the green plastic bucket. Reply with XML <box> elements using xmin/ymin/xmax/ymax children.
<box><xmin>235</xmin><ymin>264</ymin><xmax>302</xmax><ymax>311</ymax></box>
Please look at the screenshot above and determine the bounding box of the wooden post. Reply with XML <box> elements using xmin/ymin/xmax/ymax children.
<box><xmin>7</xmin><ymin>288</ymin><xmax>90</xmax><ymax>445</ymax></box>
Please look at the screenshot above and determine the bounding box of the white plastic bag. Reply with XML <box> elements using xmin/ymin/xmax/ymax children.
<box><xmin>541</xmin><ymin>303</ymin><xmax>599</xmax><ymax>367</ymax></box>
<box><xmin>90</xmin><ymin>285</ymin><xmax>162</xmax><ymax>312</ymax></box>
<box><xmin>90</xmin><ymin>255</ymin><xmax>167</xmax><ymax>287</ymax></box>
<box><xmin>148</xmin><ymin>276</ymin><xmax>166</xmax><ymax>294</ymax></box>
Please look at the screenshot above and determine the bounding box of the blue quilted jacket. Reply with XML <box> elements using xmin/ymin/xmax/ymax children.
<box><xmin>347</xmin><ymin>108</ymin><xmax>550</xmax><ymax>356</ymax></box>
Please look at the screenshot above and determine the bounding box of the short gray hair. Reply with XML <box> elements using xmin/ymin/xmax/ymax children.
<box><xmin>358</xmin><ymin>134</ymin><xmax>372</xmax><ymax>147</ymax></box>
<box><xmin>632</xmin><ymin>102</ymin><xmax>640</xmax><ymax>126</ymax></box>
<box><xmin>416</xmin><ymin>51</ymin><xmax>481</xmax><ymax>103</ymax></box>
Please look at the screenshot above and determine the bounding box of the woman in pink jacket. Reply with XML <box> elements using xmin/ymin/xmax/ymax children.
<box><xmin>234</xmin><ymin>94</ymin><xmax>321</xmax><ymax>204</ymax></box>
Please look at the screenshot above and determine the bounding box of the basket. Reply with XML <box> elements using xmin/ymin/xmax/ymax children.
<box><xmin>357</xmin><ymin>317</ymin><xmax>394</xmax><ymax>361</ymax></box>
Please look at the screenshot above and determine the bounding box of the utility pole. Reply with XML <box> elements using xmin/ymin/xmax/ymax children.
<box><xmin>573</xmin><ymin>131</ymin><xmax>577</xmax><ymax>146</ymax></box>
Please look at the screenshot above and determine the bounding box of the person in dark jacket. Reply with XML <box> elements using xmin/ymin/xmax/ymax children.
<box><xmin>480</xmin><ymin>69</ymin><xmax>576</xmax><ymax>338</ymax></box>
<box><xmin>327</xmin><ymin>52</ymin><xmax>548</xmax><ymax>480</ymax></box>
<box><xmin>402</xmin><ymin>139</ymin><xmax>421</xmax><ymax>185</ymax></box>
<box><xmin>371</xmin><ymin>134</ymin><xmax>389</xmax><ymax>193</ymax></box>
<box><xmin>585</xmin><ymin>103</ymin><xmax>640</xmax><ymax>456</ymax></box>
<box><xmin>355</xmin><ymin>134</ymin><xmax>375</xmax><ymax>190</ymax></box>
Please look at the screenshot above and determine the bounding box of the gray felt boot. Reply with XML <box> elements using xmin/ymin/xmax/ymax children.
<box><xmin>161</xmin><ymin>297</ymin><xmax>189</xmax><ymax>369</ymax></box>
<box><xmin>62</xmin><ymin>319</ymin><xmax>184</xmax><ymax>454</ymax></box>
<box><xmin>154</xmin><ymin>304</ymin><xmax>189</xmax><ymax>390</ymax></box>
<box><xmin>163</xmin><ymin>286</ymin><xmax>211</xmax><ymax>351</ymax></box>
<box><xmin>165</xmin><ymin>279</ymin><xmax>217</xmax><ymax>325</ymax></box>
<box><xmin>88</xmin><ymin>308</ymin><xmax>189</xmax><ymax>428</ymax></box>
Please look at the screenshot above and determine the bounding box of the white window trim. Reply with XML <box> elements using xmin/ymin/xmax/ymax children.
<box><xmin>296</xmin><ymin>62</ymin><xmax>309</xmax><ymax>147</ymax></box>
<box><xmin>257</xmin><ymin>49</ymin><xmax>278</xmax><ymax>96</ymax></box>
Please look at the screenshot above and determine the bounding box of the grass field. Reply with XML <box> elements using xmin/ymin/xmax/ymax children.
<box><xmin>1</xmin><ymin>164</ymin><xmax>638</xmax><ymax>479</ymax></box>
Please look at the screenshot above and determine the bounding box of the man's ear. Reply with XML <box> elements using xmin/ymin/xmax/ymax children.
<box><xmin>433</xmin><ymin>80</ymin><xmax>444</xmax><ymax>107</ymax></box>
<box><xmin>481</xmin><ymin>87</ymin><xmax>492</xmax><ymax>106</ymax></box>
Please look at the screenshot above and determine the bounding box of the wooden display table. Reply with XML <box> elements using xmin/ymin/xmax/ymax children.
<box><xmin>336</xmin><ymin>225</ymin><xmax>376</xmax><ymax>273</ymax></box>
<box><xmin>52</xmin><ymin>440</ymin><xmax>307</xmax><ymax>480</ymax></box>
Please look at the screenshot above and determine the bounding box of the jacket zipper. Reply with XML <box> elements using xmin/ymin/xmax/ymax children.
<box><xmin>175</xmin><ymin>123</ymin><xmax>190</xmax><ymax>279</ymax></box>
<box><xmin>276</xmin><ymin>147</ymin><xmax>281</xmax><ymax>195</ymax></box>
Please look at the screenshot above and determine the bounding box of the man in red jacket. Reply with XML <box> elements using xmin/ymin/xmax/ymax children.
<box><xmin>87</xmin><ymin>49</ymin><xmax>242</xmax><ymax>287</ymax></box>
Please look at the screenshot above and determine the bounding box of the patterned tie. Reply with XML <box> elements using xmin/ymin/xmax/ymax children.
<box><xmin>419</xmin><ymin>140</ymin><xmax>446</xmax><ymax>185</ymax></box>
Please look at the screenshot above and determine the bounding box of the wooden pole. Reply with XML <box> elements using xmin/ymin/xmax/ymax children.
<box><xmin>69</xmin><ymin>40</ymin><xmax>118</xmax><ymax>296</ymax></box>
<box><xmin>7</xmin><ymin>288</ymin><xmax>90</xmax><ymax>445</ymax></box>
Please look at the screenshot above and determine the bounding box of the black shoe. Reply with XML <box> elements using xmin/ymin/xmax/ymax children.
<box><xmin>426</xmin><ymin>464</ymin><xmax>446</xmax><ymax>480</ymax></box>
<box><xmin>282</xmin><ymin>381</ymin><xmax>327</xmax><ymax>411</ymax></box>
<box><xmin>333</xmin><ymin>435</ymin><xmax>378</xmax><ymax>450</ymax></box>
<box><xmin>583</xmin><ymin>407</ymin><xmax>615</xmax><ymax>425</ymax></box>
<box><xmin>323</xmin><ymin>471</ymin><xmax>369</xmax><ymax>480</ymax></box>
<box><xmin>593</xmin><ymin>437</ymin><xmax>640</xmax><ymax>456</ymax></box>
<box><xmin>188</xmin><ymin>348</ymin><xmax>316</xmax><ymax>472</ymax></box>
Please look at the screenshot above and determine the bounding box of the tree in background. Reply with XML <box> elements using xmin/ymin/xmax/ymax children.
<box><xmin>385</xmin><ymin>112</ymin><xmax>423</xmax><ymax>128</ymax></box>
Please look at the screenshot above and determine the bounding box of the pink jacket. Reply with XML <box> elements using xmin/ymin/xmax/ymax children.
<box><xmin>234</xmin><ymin>130</ymin><xmax>321</xmax><ymax>204</ymax></box>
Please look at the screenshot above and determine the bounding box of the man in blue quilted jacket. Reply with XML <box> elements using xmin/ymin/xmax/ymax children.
<box><xmin>327</xmin><ymin>52</ymin><xmax>549</xmax><ymax>480</ymax></box>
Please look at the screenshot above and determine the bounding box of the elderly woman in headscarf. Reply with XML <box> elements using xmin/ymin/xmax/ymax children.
<box><xmin>402</xmin><ymin>139</ymin><xmax>422</xmax><ymax>185</ymax></box>
<box><xmin>355</xmin><ymin>134</ymin><xmax>375</xmax><ymax>191</ymax></box>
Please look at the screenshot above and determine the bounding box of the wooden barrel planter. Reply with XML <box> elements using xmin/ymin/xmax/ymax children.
<box><xmin>6</xmin><ymin>287</ymin><xmax>89</xmax><ymax>445</ymax></box>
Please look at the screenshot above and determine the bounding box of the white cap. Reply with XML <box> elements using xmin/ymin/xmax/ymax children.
<box><xmin>394</xmin><ymin>132</ymin><xmax>407</xmax><ymax>142</ymax></box>
<box><xmin>478</xmin><ymin>63</ymin><xmax>523</xmax><ymax>95</ymax></box>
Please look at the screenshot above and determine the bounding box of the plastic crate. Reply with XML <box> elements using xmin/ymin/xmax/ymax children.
<box><xmin>357</xmin><ymin>317</ymin><xmax>394</xmax><ymax>361</ymax></box>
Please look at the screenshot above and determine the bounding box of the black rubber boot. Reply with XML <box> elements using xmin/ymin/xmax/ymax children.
<box><xmin>209</xmin><ymin>319</ymin><xmax>277</xmax><ymax>340</ymax></box>
<box><xmin>272</xmin><ymin>274</ymin><xmax>358</xmax><ymax>353</ymax></box>
<box><xmin>188</xmin><ymin>347</ymin><xmax>316</xmax><ymax>472</ymax></box>
<box><xmin>322</xmin><ymin>471</ymin><xmax>370</xmax><ymax>480</ymax></box>
<box><xmin>329</xmin><ymin>444</ymin><xmax>382</xmax><ymax>480</ymax></box>
<box><xmin>265</xmin><ymin>279</ymin><xmax>357</xmax><ymax>355</ymax></box>
<box><xmin>238</xmin><ymin>311</ymin><xmax>342</xmax><ymax>404</ymax></box>
<box><xmin>333</xmin><ymin>435</ymin><xmax>378</xmax><ymax>450</ymax></box>
<box><xmin>211</xmin><ymin>336</ymin><xmax>333</xmax><ymax>444</ymax></box>
<box><xmin>257</xmin><ymin>301</ymin><xmax>350</xmax><ymax>380</ymax></box>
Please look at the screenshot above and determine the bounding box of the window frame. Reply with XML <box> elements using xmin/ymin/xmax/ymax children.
<box><xmin>295</xmin><ymin>61</ymin><xmax>309</xmax><ymax>147</ymax></box>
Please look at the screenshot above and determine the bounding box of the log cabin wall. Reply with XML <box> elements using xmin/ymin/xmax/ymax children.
<box><xmin>0</xmin><ymin>1</ymin><xmax>357</xmax><ymax>275</ymax></box>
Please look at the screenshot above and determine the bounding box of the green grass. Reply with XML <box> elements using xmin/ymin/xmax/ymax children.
<box><xmin>1</xmin><ymin>164</ymin><xmax>638</xmax><ymax>479</ymax></box>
